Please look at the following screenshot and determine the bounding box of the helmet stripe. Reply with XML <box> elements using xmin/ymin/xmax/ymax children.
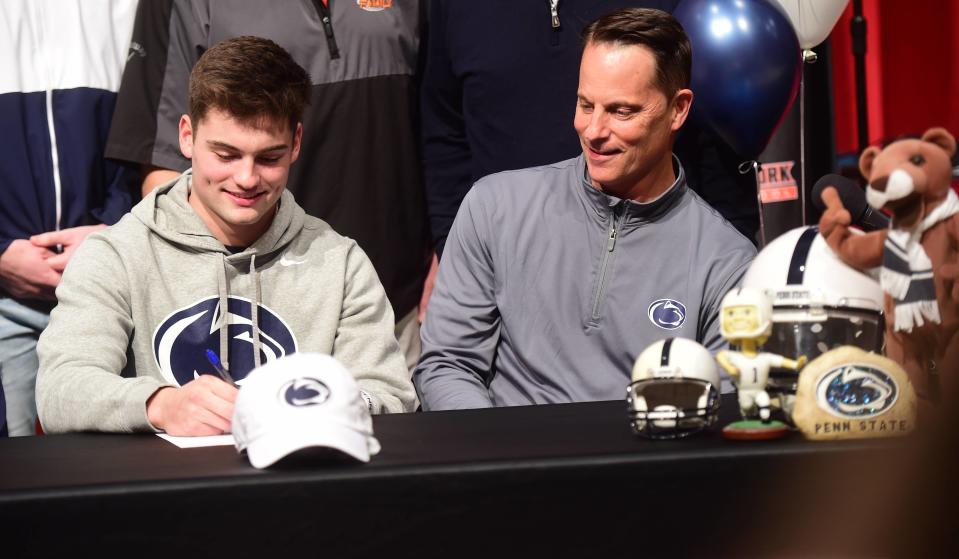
<box><xmin>786</xmin><ymin>226</ymin><xmax>819</xmax><ymax>285</ymax></box>
<box><xmin>661</xmin><ymin>337</ymin><xmax>674</xmax><ymax>366</ymax></box>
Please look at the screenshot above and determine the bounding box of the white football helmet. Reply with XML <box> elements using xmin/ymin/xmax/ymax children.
<box><xmin>741</xmin><ymin>226</ymin><xmax>885</xmax><ymax>414</ymax></box>
<box><xmin>627</xmin><ymin>337</ymin><xmax>721</xmax><ymax>439</ymax></box>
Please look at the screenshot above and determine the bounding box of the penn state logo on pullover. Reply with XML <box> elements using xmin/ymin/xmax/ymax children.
<box><xmin>153</xmin><ymin>296</ymin><xmax>298</xmax><ymax>386</ymax></box>
<box><xmin>647</xmin><ymin>298</ymin><xmax>687</xmax><ymax>330</ymax></box>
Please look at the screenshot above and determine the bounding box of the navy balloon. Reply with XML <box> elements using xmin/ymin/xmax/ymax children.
<box><xmin>674</xmin><ymin>0</ymin><xmax>801</xmax><ymax>159</ymax></box>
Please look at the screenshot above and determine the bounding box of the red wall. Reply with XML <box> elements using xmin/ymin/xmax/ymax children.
<box><xmin>831</xmin><ymin>0</ymin><xmax>959</xmax><ymax>154</ymax></box>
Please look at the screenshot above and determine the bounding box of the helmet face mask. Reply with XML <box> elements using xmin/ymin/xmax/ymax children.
<box><xmin>763</xmin><ymin>305</ymin><xmax>884</xmax><ymax>413</ymax></box>
<box><xmin>627</xmin><ymin>338</ymin><xmax>722</xmax><ymax>439</ymax></box>
<box><xmin>627</xmin><ymin>377</ymin><xmax>720</xmax><ymax>439</ymax></box>
<box><xmin>764</xmin><ymin>305</ymin><xmax>884</xmax><ymax>361</ymax></box>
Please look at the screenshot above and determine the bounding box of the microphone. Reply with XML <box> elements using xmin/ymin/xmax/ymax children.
<box><xmin>812</xmin><ymin>174</ymin><xmax>890</xmax><ymax>232</ymax></box>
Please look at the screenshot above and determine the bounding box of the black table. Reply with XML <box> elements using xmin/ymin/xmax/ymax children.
<box><xmin>0</xmin><ymin>396</ymin><xmax>906</xmax><ymax>557</ymax></box>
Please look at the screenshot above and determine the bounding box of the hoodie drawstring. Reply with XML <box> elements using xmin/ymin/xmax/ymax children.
<box><xmin>217</xmin><ymin>251</ymin><xmax>264</xmax><ymax>376</ymax></box>
<box><xmin>250</xmin><ymin>253</ymin><xmax>262</xmax><ymax>370</ymax></box>
<box><xmin>217</xmin><ymin>253</ymin><xmax>231</xmax><ymax>372</ymax></box>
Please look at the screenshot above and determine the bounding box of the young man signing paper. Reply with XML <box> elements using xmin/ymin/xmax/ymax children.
<box><xmin>37</xmin><ymin>37</ymin><xmax>415</xmax><ymax>435</ymax></box>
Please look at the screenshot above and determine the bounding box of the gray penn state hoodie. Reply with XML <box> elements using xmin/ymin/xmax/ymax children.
<box><xmin>37</xmin><ymin>172</ymin><xmax>415</xmax><ymax>433</ymax></box>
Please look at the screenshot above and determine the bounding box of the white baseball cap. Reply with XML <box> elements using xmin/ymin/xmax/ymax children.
<box><xmin>232</xmin><ymin>353</ymin><xmax>381</xmax><ymax>468</ymax></box>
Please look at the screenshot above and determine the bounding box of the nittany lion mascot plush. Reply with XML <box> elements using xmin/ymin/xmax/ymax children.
<box><xmin>819</xmin><ymin>127</ymin><xmax>959</xmax><ymax>404</ymax></box>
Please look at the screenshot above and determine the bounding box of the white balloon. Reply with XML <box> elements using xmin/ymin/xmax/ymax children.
<box><xmin>773</xmin><ymin>0</ymin><xmax>850</xmax><ymax>49</ymax></box>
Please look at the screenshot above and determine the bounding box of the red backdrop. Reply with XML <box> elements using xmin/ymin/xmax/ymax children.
<box><xmin>831</xmin><ymin>0</ymin><xmax>959</xmax><ymax>154</ymax></box>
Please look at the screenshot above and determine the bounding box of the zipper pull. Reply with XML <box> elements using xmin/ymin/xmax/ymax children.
<box><xmin>607</xmin><ymin>202</ymin><xmax>626</xmax><ymax>252</ymax></box>
<box><xmin>548</xmin><ymin>0</ymin><xmax>560</xmax><ymax>28</ymax></box>
<box><xmin>312</xmin><ymin>0</ymin><xmax>340</xmax><ymax>60</ymax></box>
<box><xmin>606</xmin><ymin>228</ymin><xmax>617</xmax><ymax>252</ymax></box>
<box><xmin>321</xmin><ymin>15</ymin><xmax>340</xmax><ymax>59</ymax></box>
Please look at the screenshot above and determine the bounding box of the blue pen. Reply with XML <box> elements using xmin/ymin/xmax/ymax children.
<box><xmin>205</xmin><ymin>349</ymin><xmax>236</xmax><ymax>387</ymax></box>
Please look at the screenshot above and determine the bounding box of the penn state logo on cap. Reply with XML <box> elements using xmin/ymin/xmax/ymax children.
<box><xmin>816</xmin><ymin>364</ymin><xmax>898</xmax><ymax>418</ymax></box>
<box><xmin>647</xmin><ymin>298</ymin><xmax>687</xmax><ymax>330</ymax></box>
<box><xmin>233</xmin><ymin>353</ymin><xmax>381</xmax><ymax>468</ymax></box>
<box><xmin>152</xmin><ymin>296</ymin><xmax>297</xmax><ymax>386</ymax></box>
<box><xmin>280</xmin><ymin>377</ymin><xmax>331</xmax><ymax>407</ymax></box>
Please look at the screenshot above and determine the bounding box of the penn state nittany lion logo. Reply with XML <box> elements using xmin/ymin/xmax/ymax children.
<box><xmin>279</xmin><ymin>378</ymin><xmax>331</xmax><ymax>407</ymax></box>
<box><xmin>153</xmin><ymin>296</ymin><xmax>298</xmax><ymax>386</ymax></box>
<box><xmin>816</xmin><ymin>364</ymin><xmax>898</xmax><ymax>418</ymax></box>
<box><xmin>647</xmin><ymin>298</ymin><xmax>687</xmax><ymax>330</ymax></box>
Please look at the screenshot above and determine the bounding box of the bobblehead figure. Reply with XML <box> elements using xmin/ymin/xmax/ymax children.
<box><xmin>717</xmin><ymin>287</ymin><xmax>807</xmax><ymax>423</ymax></box>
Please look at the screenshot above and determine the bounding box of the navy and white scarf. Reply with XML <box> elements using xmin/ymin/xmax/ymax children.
<box><xmin>880</xmin><ymin>188</ymin><xmax>959</xmax><ymax>332</ymax></box>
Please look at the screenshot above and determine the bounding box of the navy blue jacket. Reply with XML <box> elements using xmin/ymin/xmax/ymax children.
<box><xmin>0</xmin><ymin>89</ymin><xmax>137</xmax><ymax>257</ymax></box>
<box><xmin>0</xmin><ymin>1</ymin><xmax>138</xmax><ymax>273</ymax></box>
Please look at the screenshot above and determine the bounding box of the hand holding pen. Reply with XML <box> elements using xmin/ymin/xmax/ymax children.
<box><xmin>206</xmin><ymin>349</ymin><xmax>237</xmax><ymax>387</ymax></box>
<box><xmin>146</xmin><ymin>354</ymin><xmax>238</xmax><ymax>436</ymax></box>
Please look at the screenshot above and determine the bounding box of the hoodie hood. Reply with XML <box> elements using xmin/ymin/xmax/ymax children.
<box><xmin>132</xmin><ymin>170</ymin><xmax>309</xmax><ymax>375</ymax></box>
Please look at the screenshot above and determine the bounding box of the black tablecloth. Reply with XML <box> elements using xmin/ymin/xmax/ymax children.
<box><xmin>0</xmin><ymin>396</ymin><xmax>908</xmax><ymax>557</ymax></box>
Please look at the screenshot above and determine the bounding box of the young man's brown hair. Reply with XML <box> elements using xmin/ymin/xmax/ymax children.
<box><xmin>582</xmin><ymin>8</ymin><xmax>692</xmax><ymax>99</ymax></box>
<box><xmin>188</xmin><ymin>36</ymin><xmax>311</xmax><ymax>133</ymax></box>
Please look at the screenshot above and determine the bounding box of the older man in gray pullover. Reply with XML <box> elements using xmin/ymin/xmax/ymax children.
<box><xmin>413</xmin><ymin>8</ymin><xmax>756</xmax><ymax>410</ymax></box>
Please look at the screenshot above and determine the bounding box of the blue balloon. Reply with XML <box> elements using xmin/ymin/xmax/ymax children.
<box><xmin>674</xmin><ymin>0</ymin><xmax>801</xmax><ymax>159</ymax></box>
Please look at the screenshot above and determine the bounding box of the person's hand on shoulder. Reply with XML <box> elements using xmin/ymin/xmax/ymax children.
<box><xmin>146</xmin><ymin>375</ymin><xmax>239</xmax><ymax>436</ymax></box>
<box><xmin>30</xmin><ymin>224</ymin><xmax>107</xmax><ymax>272</ymax></box>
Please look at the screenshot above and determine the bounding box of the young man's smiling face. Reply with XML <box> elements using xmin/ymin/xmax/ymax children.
<box><xmin>179</xmin><ymin>108</ymin><xmax>302</xmax><ymax>247</ymax></box>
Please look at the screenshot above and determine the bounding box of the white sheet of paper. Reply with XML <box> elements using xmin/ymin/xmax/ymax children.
<box><xmin>157</xmin><ymin>433</ymin><xmax>235</xmax><ymax>448</ymax></box>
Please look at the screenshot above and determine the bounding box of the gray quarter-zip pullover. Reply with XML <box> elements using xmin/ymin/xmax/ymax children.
<box><xmin>414</xmin><ymin>155</ymin><xmax>756</xmax><ymax>410</ymax></box>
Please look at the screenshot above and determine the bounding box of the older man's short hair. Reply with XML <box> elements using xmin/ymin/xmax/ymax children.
<box><xmin>582</xmin><ymin>8</ymin><xmax>692</xmax><ymax>98</ymax></box>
